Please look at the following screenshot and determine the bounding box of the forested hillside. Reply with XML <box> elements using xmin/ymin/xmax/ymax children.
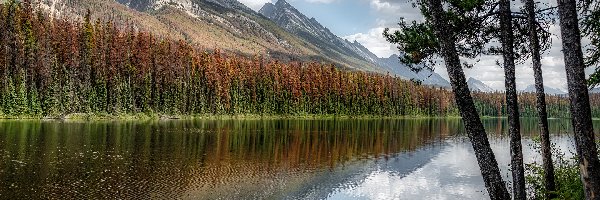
<box><xmin>0</xmin><ymin>1</ymin><xmax>599</xmax><ymax>118</ymax></box>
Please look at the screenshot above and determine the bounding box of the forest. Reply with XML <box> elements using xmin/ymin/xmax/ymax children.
<box><xmin>0</xmin><ymin>1</ymin><xmax>599</xmax><ymax>119</ymax></box>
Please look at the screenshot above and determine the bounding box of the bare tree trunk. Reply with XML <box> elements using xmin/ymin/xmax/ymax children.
<box><xmin>524</xmin><ymin>0</ymin><xmax>556</xmax><ymax>198</ymax></box>
<box><xmin>556</xmin><ymin>0</ymin><xmax>600</xmax><ymax>199</ymax></box>
<box><xmin>499</xmin><ymin>0</ymin><xmax>526</xmax><ymax>199</ymax></box>
<box><xmin>425</xmin><ymin>0</ymin><xmax>510</xmax><ymax>199</ymax></box>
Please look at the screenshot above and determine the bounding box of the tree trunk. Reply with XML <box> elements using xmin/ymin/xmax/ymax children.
<box><xmin>556</xmin><ymin>0</ymin><xmax>600</xmax><ymax>199</ymax></box>
<box><xmin>524</xmin><ymin>0</ymin><xmax>556</xmax><ymax>197</ymax></box>
<box><xmin>499</xmin><ymin>0</ymin><xmax>526</xmax><ymax>199</ymax></box>
<box><xmin>425</xmin><ymin>0</ymin><xmax>510</xmax><ymax>199</ymax></box>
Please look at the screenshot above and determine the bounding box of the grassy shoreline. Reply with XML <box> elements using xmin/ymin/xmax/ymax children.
<box><xmin>0</xmin><ymin>113</ymin><xmax>469</xmax><ymax>121</ymax></box>
<box><xmin>0</xmin><ymin>113</ymin><xmax>585</xmax><ymax>121</ymax></box>
<box><xmin>4</xmin><ymin>112</ymin><xmax>572</xmax><ymax>121</ymax></box>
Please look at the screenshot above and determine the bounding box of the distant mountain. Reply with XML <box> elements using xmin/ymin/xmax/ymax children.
<box><xmin>467</xmin><ymin>78</ymin><xmax>495</xmax><ymax>92</ymax></box>
<box><xmin>259</xmin><ymin>0</ymin><xmax>381</xmax><ymax>72</ymax></box>
<box><xmin>378</xmin><ymin>54</ymin><xmax>450</xmax><ymax>87</ymax></box>
<box><xmin>259</xmin><ymin>0</ymin><xmax>450</xmax><ymax>87</ymax></box>
<box><xmin>522</xmin><ymin>85</ymin><xmax>567</xmax><ymax>95</ymax></box>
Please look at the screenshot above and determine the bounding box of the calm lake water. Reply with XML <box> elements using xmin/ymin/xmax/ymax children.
<box><xmin>0</xmin><ymin>118</ymin><xmax>596</xmax><ymax>199</ymax></box>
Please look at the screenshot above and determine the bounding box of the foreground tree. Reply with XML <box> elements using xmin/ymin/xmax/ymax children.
<box><xmin>583</xmin><ymin>1</ymin><xmax>600</xmax><ymax>87</ymax></box>
<box><xmin>556</xmin><ymin>0</ymin><xmax>600</xmax><ymax>198</ymax></box>
<box><xmin>523</xmin><ymin>0</ymin><xmax>556</xmax><ymax>197</ymax></box>
<box><xmin>499</xmin><ymin>0</ymin><xmax>526</xmax><ymax>198</ymax></box>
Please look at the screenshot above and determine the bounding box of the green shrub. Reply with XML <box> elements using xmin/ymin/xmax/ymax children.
<box><xmin>525</xmin><ymin>138</ymin><xmax>586</xmax><ymax>199</ymax></box>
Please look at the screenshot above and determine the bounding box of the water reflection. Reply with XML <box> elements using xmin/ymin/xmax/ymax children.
<box><xmin>0</xmin><ymin>118</ymin><xmax>592</xmax><ymax>199</ymax></box>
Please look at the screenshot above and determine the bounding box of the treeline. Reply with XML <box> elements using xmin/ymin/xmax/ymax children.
<box><xmin>0</xmin><ymin>1</ymin><xmax>595</xmax><ymax>118</ymax></box>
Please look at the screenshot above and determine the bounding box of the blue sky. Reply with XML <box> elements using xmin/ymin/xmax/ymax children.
<box><xmin>279</xmin><ymin>0</ymin><xmax>379</xmax><ymax>36</ymax></box>
<box><xmin>239</xmin><ymin>1</ymin><xmax>381</xmax><ymax>36</ymax></box>
<box><xmin>239</xmin><ymin>0</ymin><xmax>423</xmax><ymax>58</ymax></box>
<box><xmin>239</xmin><ymin>0</ymin><xmax>576</xmax><ymax>92</ymax></box>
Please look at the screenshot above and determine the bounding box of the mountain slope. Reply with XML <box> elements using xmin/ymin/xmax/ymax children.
<box><xmin>33</xmin><ymin>0</ymin><xmax>343</xmax><ymax>66</ymax></box>
<box><xmin>40</xmin><ymin>0</ymin><xmax>415</xmax><ymax>72</ymax></box>
<box><xmin>259</xmin><ymin>0</ymin><xmax>450</xmax><ymax>87</ymax></box>
<box><xmin>467</xmin><ymin>78</ymin><xmax>495</xmax><ymax>92</ymax></box>
<box><xmin>378</xmin><ymin>54</ymin><xmax>450</xmax><ymax>86</ymax></box>
<box><xmin>33</xmin><ymin>0</ymin><xmax>449</xmax><ymax>86</ymax></box>
<box><xmin>259</xmin><ymin>0</ymin><xmax>381</xmax><ymax>72</ymax></box>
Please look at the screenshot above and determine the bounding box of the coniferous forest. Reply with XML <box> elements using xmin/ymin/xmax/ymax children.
<box><xmin>0</xmin><ymin>1</ymin><xmax>598</xmax><ymax>118</ymax></box>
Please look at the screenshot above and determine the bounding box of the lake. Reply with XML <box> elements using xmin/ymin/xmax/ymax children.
<box><xmin>0</xmin><ymin>118</ymin><xmax>594</xmax><ymax>199</ymax></box>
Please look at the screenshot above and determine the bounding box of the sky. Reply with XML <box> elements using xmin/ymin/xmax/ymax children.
<box><xmin>238</xmin><ymin>0</ymin><xmax>592</xmax><ymax>92</ymax></box>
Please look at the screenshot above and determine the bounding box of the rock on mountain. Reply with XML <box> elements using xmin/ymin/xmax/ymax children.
<box><xmin>522</xmin><ymin>85</ymin><xmax>567</xmax><ymax>95</ymax></box>
<box><xmin>467</xmin><ymin>78</ymin><xmax>495</xmax><ymax>92</ymax></box>
<box><xmin>259</xmin><ymin>0</ymin><xmax>450</xmax><ymax>87</ymax></box>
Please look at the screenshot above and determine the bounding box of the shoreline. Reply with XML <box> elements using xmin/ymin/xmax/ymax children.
<box><xmin>0</xmin><ymin>113</ymin><xmax>467</xmax><ymax>121</ymax></box>
<box><xmin>0</xmin><ymin>113</ymin><xmax>581</xmax><ymax>121</ymax></box>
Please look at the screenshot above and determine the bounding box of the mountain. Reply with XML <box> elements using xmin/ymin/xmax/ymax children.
<box><xmin>522</xmin><ymin>85</ymin><xmax>567</xmax><ymax>95</ymax></box>
<box><xmin>259</xmin><ymin>0</ymin><xmax>450</xmax><ymax>87</ymax></box>
<box><xmin>32</xmin><ymin>0</ymin><xmax>449</xmax><ymax>86</ymax></box>
<box><xmin>34</xmin><ymin>0</ymin><xmax>338</xmax><ymax>66</ymax></box>
<box><xmin>378</xmin><ymin>54</ymin><xmax>450</xmax><ymax>87</ymax></box>
<box><xmin>258</xmin><ymin>0</ymin><xmax>382</xmax><ymax>72</ymax></box>
<box><xmin>38</xmin><ymin>0</ymin><xmax>389</xmax><ymax>72</ymax></box>
<box><xmin>467</xmin><ymin>78</ymin><xmax>495</xmax><ymax>92</ymax></box>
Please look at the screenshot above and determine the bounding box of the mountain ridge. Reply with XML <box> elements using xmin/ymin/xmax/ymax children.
<box><xmin>259</xmin><ymin>0</ymin><xmax>450</xmax><ymax>86</ymax></box>
<box><xmin>30</xmin><ymin>0</ymin><xmax>450</xmax><ymax>86</ymax></box>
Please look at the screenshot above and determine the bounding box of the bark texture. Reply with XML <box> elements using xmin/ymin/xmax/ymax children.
<box><xmin>524</xmin><ymin>0</ymin><xmax>556</xmax><ymax>197</ymax></box>
<box><xmin>557</xmin><ymin>0</ymin><xmax>600</xmax><ymax>199</ymax></box>
<box><xmin>499</xmin><ymin>0</ymin><xmax>526</xmax><ymax>199</ymax></box>
<box><xmin>425</xmin><ymin>0</ymin><xmax>510</xmax><ymax>199</ymax></box>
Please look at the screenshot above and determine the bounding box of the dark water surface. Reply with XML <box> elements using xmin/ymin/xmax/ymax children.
<box><xmin>0</xmin><ymin>118</ymin><xmax>595</xmax><ymax>199</ymax></box>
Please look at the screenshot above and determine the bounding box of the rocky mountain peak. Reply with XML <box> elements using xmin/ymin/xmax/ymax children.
<box><xmin>260</xmin><ymin>2</ymin><xmax>276</xmax><ymax>17</ymax></box>
<box><xmin>275</xmin><ymin>0</ymin><xmax>291</xmax><ymax>7</ymax></box>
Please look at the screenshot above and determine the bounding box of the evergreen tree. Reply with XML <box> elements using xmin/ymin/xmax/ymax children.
<box><xmin>523</xmin><ymin>0</ymin><xmax>556</xmax><ymax>197</ymax></box>
<box><xmin>556</xmin><ymin>0</ymin><xmax>600</xmax><ymax>198</ymax></box>
<box><xmin>499</xmin><ymin>0</ymin><xmax>526</xmax><ymax>198</ymax></box>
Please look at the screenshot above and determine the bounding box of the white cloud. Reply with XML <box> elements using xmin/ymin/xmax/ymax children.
<box><xmin>238</xmin><ymin>0</ymin><xmax>273</xmax><ymax>11</ymax></box>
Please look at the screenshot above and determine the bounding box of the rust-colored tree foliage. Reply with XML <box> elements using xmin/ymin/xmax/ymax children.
<box><xmin>0</xmin><ymin>1</ymin><xmax>596</xmax><ymax>118</ymax></box>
